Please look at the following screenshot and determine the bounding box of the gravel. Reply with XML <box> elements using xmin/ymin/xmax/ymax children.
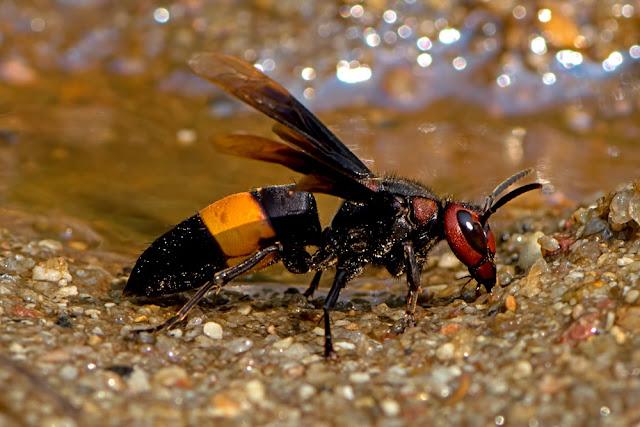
<box><xmin>3</xmin><ymin>178</ymin><xmax>640</xmax><ymax>425</ymax></box>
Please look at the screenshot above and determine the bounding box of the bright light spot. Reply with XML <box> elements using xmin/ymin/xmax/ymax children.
<box><xmin>339</xmin><ymin>5</ymin><xmax>351</xmax><ymax>18</ymax></box>
<box><xmin>600</xmin><ymin>406</ymin><xmax>611</xmax><ymax>416</ymax></box>
<box><xmin>622</xmin><ymin>4</ymin><xmax>634</xmax><ymax>17</ymax></box>
<box><xmin>254</xmin><ymin>63</ymin><xmax>264</xmax><ymax>72</ymax></box>
<box><xmin>384</xmin><ymin>31</ymin><xmax>397</xmax><ymax>44</ymax></box>
<box><xmin>398</xmin><ymin>25</ymin><xmax>412</xmax><ymax>39</ymax></box>
<box><xmin>262</xmin><ymin>58</ymin><xmax>275</xmax><ymax>71</ymax></box>
<box><xmin>383</xmin><ymin>10</ymin><xmax>397</xmax><ymax>23</ymax></box>
<box><xmin>364</xmin><ymin>28</ymin><xmax>380</xmax><ymax>47</ymax></box>
<box><xmin>483</xmin><ymin>22</ymin><xmax>497</xmax><ymax>36</ymax></box>
<box><xmin>542</xmin><ymin>72</ymin><xmax>556</xmax><ymax>85</ymax></box>
<box><xmin>303</xmin><ymin>88</ymin><xmax>315</xmax><ymax>99</ymax></box>
<box><xmin>513</xmin><ymin>5</ymin><xmax>527</xmax><ymax>19</ymax></box>
<box><xmin>452</xmin><ymin>56</ymin><xmax>467</xmax><ymax>70</ymax></box>
<box><xmin>417</xmin><ymin>37</ymin><xmax>432</xmax><ymax>51</ymax></box>
<box><xmin>438</xmin><ymin>28</ymin><xmax>460</xmax><ymax>44</ymax></box>
<box><xmin>495</xmin><ymin>415</ymin><xmax>505</xmax><ymax>426</ymax></box>
<box><xmin>30</xmin><ymin>18</ymin><xmax>45</xmax><ymax>32</ymax></box>
<box><xmin>336</xmin><ymin>60</ymin><xmax>372</xmax><ymax>84</ymax></box>
<box><xmin>538</xmin><ymin>9</ymin><xmax>552</xmax><ymax>23</ymax></box>
<box><xmin>153</xmin><ymin>8</ymin><xmax>170</xmax><ymax>23</ymax></box>
<box><xmin>497</xmin><ymin>74</ymin><xmax>511</xmax><ymax>87</ymax></box>
<box><xmin>602</xmin><ymin>51</ymin><xmax>623</xmax><ymax>71</ymax></box>
<box><xmin>301</xmin><ymin>67</ymin><xmax>316</xmax><ymax>80</ymax></box>
<box><xmin>556</xmin><ymin>50</ymin><xmax>583</xmax><ymax>68</ymax></box>
<box><xmin>531</xmin><ymin>36</ymin><xmax>547</xmax><ymax>54</ymax></box>
<box><xmin>417</xmin><ymin>53</ymin><xmax>432</xmax><ymax>67</ymax></box>
<box><xmin>630</xmin><ymin>45</ymin><xmax>640</xmax><ymax>59</ymax></box>
<box><xmin>350</xmin><ymin>5</ymin><xmax>364</xmax><ymax>18</ymax></box>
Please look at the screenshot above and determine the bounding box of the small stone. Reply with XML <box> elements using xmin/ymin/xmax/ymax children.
<box><xmin>349</xmin><ymin>372</ymin><xmax>370</xmax><ymax>383</ymax></box>
<box><xmin>272</xmin><ymin>336</ymin><xmax>294</xmax><ymax>351</ymax></box>
<box><xmin>505</xmin><ymin>295</ymin><xmax>517</xmax><ymax>312</ymax></box>
<box><xmin>88</xmin><ymin>335</ymin><xmax>102</xmax><ymax>345</ymax></box>
<box><xmin>625</xmin><ymin>289</ymin><xmax>640</xmax><ymax>304</ymax></box>
<box><xmin>629</xmin><ymin>193</ymin><xmax>640</xmax><ymax>225</ymax></box>
<box><xmin>38</xmin><ymin>239</ymin><xmax>63</xmax><ymax>251</ymax></box>
<box><xmin>203</xmin><ymin>321</ymin><xmax>223</xmax><ymax>340</ymax></box>
<box><xmin>32</xmin><ymin>257</ymin><xmax>72</xmax><ymax>283</ymax></box>
<box><xmin>334</xmin><ymin>341</ymin><xmax>356</xmax><ymax>351</ymax></box>
<box><xmin>55</xmin><ymin>285</ymin><xmax>78</xmax><ymax>299</ymax></box>
<box><xmin>127</xmin><ymin>367</ymin><xmax>151</xmax><ymax>393</ymax></box>
<box><xmin>228</xmin><ymin>338</ymin><xmax>253</xmax><ymax>354</ymax></box>
<box><xmin>380</xmin><ymin>398</ymin><xmax>400</xmax><ymax>417</ymax></box>
<box><xmin>312</xmin><ymin>327</ymin><xmax>325</xmax><ymax>336</ymax></box>
<box><xmin>245</xmin><ymin>380</ymin><xmax>265</xmax><ymax>404</ymax></box>
<box><xmin>298</xmin><ymin>384</ymin><xmax>316</xmax><ymax>400</ymax></box>
<box><xmin>538</xmin><ymin>235</ymin><xmax>560</xmax><ymax>252</ymax></box>
<box><xmin>518</xmin><ymin>231</ymin><xmax>545</xmax><ymax>270</ymax></box>
<box><xmin>436</xmin><ymin>342</ymin><xmax>455</xmax><ymax>360</ymax></box>
<box><xmin>617</xmin><ymin>257</ymin><xmax>634</xmax><ymax>266</ymax></box>
<box><xmin>513</xmin><ymin>360</ymin><xmax>532</xmax><ymax>378</ymax></box>
<box><xmin>59</xmin><ymin>365</ymin><xmax>78</xmax><ymax>381</ymax></box>
<box><xmin>236</xmin><ymin>304</ymin><xmax>252</xmax><ymax>316</ymax></box>
<box><xmin>154</xmin><ymin>366</ymin><xmax>190</xmax><ymax>388</ymax></box>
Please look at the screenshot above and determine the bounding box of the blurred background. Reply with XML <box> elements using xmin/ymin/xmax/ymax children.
<box><xmin>0</xmin><ymin>0</ymin><xmax>638</xmax><ymax>254</ymax></box>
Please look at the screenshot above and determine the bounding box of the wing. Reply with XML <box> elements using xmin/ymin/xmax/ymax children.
<box><xmin>212</xmin><ymin>134</ymin><xmax>383</xmax><ymax>204</ymax></box>
<box><xmin>188</xmin><ymin>52</ymin><xmax>373</xmax><ymax>180</ymax></box>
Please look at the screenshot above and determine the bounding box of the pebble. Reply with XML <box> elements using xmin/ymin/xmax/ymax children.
<box><xmin>203</xmin><ymin>321</ymin><xmax>223</xmax><ymax>340</ymax></box>
<box><xmin>154</xmin><ymin>366</ymin><xmax>190</xmax><ymax>388</ymax></box>
<box><xmin>32</xmin><ymin>257</ymin><xmax>73</xmax><ymax>283</ymax></box>
<box><xmin>625</xmin><ymin>290</ymin><xmax>640</xmax><ymax>304</ymax></box>
<box><xmin>245</xmin><ymin>379</ymin><xmax>265</xmax><ymax>404</ymax></box>
<box><xmin>298</xmin><ymin>384</ymin><xmax>316</xmax><ymax>400</ymax></box>
<box><xmin>380</xmin><ymin>398</ymin><xmax>400</xmax><ymax>417</ymax></box>
<box><xmin>272</xmin><ymin>336</ymin><xmax>294</xmax><ymax>351</ymax></box>
<box><xmin>617</xmin><ymin>257</ymin><xmax>634</xmax><ymax>266</ymax></box>
<box><xmin>312</xmin><ymin>327</ymin><xmax>325</xmax><ymax>336</ymax></box>
<box><xmin>127</xmin><ymin>368</ymin><xmax>151</xmax><ymax>394</ymax></box>
<box><xmin>334</xmin><ymin>341</ymin><xmax>356</xmax><ymax>351</ymax></box>
<box><xmin>349</xmin><ymin>372</ymin><xmax>371</xmax><ymax>384</ymax></box>
<box><xmin>505</xmin><ymin>295</ymin><xmax>517</xmax><ymax>312</ymax></box>
<box><xmin>236</xmin><ymin>304</ymin><xmax>252</xmax><ymax>316</ymax></box>
<box><xmin>228</xmin><ymin>338</ymin><xmax>253</xmax><ymax>354</ymax></box>
<box><xmin>55</xmin><ymin>285</ymin><xmax>78</xmax><ymax>299</ymax></box>
<box><xmin>436</xmin><ymin>342</ymin><xmax>455</xmax><ymax>360</ymax></box>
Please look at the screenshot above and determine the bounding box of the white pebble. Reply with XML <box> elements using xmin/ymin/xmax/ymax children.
<box><xmin>349</xmin><ymin>372</ymin><xmax>370</xmax><ymax>383</ymax></box>
<box><xmin>617</xmin><ymin>257</ymin><xmax>634</xmax><ymax>266</ymax></box>
<box><xmin>203</xmin><ymin>321</ymin><xmax>223</xmax><ymax>339</ymax></box>
<box><xmin>625</xmin><ymin>289</ymin><xmax>640</xmax><ymax>304</ymax></box>
<box><xmin>380</xmin><ymin>398</ymin><xmax>400</xmax><ymax>417</ymax></box>
<box><xmin>245</xmin><ymin>379</ymin><xmax>265</xmax><ymax>403</ymax></box>
<box><xmin>32</xmin><ymin>257</ymin><xmax>72</xmax><ymax>283</ymax></box>
<box><xmin>298</xmin><ymin>384</ymin><xmax>316</xmax><ymax>400</ymax></box>
<box><xmin>55</xmin><ymin>285</ymin><xmax>78</xmax><ymax>299</ymax></box>
<box><xmin>312</xmin><ymin>327</ymin><xmax>325</xmax><ymax>336</ymax></box>
<box><xmin>436</xmin><ymin>342</ymin><xmax>455</xmax><ymax>360</ymax></box>
<box><xmin>127</xmin><ymin>368</ymin><xmax>151</xmax><ymax>393</ymax></box>
<box><xmin>334</xmin><ymin>341</ymin><xmax>356</xmax><ymax>351</ymax></box>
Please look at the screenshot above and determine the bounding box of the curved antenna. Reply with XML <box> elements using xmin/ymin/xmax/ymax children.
<box><xmin>481</xmin><ymin>183</ymin><xmax>543</xmax><ymax>224</ymax></box>
<box><xmin>483</xmin><ymin>168</ymin><xmax>533</xmax><ymax>212</ymax></box>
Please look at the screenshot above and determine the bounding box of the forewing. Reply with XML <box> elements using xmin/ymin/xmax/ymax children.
<box><xmin>188</xmin><ymin>52</ymin><xmax>373</xmax><ymax>179</ymax></box>
<box><xmin>211</xmin><ymin>134</ymin><xmax>383</xmax><ymax>204</ymax></box>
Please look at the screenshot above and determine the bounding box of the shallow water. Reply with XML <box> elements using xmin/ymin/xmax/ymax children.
<box><xmin>1</xmin><ymin>1</ymin><xmax>639</xmax><ymax>251</ymax></box>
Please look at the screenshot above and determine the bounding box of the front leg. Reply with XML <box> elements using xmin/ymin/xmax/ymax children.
<box><xmin>402</xmin><ymin>241</ymin><xmax>421</xmax><ymax>330</ymax></box>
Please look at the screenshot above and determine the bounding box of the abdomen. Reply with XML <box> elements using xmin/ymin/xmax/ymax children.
<box><xmin>123</xmin><ymin>185</ymin><xmax>321</xmax><ymax>297</ymax></box>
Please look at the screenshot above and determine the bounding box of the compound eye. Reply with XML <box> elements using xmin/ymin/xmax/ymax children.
<box><xmin>457</xmin><ymin>210</ymin><xmax>488</xmax><ymax>256</ymax></box>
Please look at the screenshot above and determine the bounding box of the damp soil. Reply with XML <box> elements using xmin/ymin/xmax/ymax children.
<box><xmin>2</xmin><ymin>180</ymin><xmax>640</xmax><ymax>426</ymax></box>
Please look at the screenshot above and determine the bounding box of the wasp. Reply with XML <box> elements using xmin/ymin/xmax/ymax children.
<box><xmin>123</xmin><ymin>53</ymin><xmax>542</xmax><ymax>356</ymax></box>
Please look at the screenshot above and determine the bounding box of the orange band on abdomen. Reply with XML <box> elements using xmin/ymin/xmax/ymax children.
<box><xmin>200</xmin><ymin>192</ymin><xmax>276</xmax><ymax>260</ymax></box>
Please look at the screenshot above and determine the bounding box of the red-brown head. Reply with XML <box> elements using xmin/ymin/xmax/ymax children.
<box><xmin>443</xmin><ymin>169</ymin><xmax>542</xmax><ymax>294</ymax></box>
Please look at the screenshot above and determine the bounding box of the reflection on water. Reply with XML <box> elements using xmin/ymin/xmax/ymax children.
<box><xmin>0</xmin><ymin>0</ymin><xmax>638</xmax><ymax>251</ymax></box>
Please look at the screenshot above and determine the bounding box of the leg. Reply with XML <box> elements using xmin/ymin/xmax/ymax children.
<box><xmin>402</xmin><ymin>242</ymin><xmax>421</xmax><ymax>330</ymax></box>
<box><xmin>136</xmin><ymin>243</ymin><xmax>282</xmax><ymax>333</ymax></box>
<box><xmin>323</xmin><ymin>269</ymin><xmax>349</xmax><ymax>357</ymax></box>
<box><xmin>303</xmin><ymin>271</ymin><xmax>322</xmax><ymax>299</ymax></box>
